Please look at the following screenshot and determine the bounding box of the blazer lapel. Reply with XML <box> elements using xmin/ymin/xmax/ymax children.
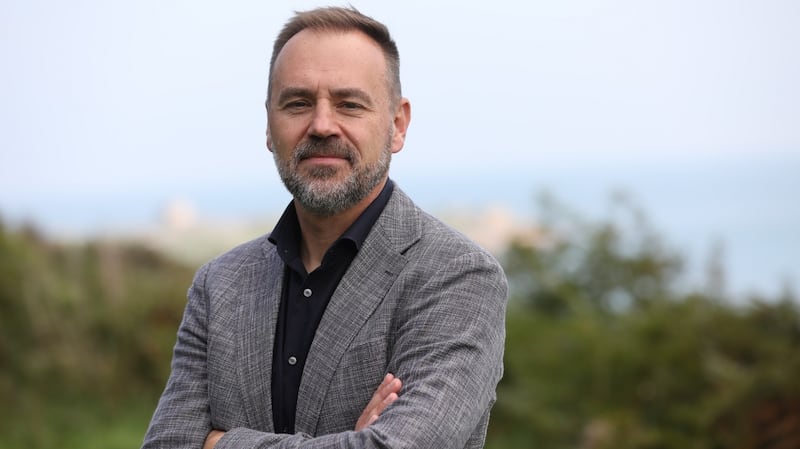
<box><xmin>294</xmin><ymin>187</ymin><xmax>419</xmax><ymax>434</ymax></box>
<box><xmin>236</xmin><ymin>246</ymin><xmax>284</xmax><ymax>432</ymax></box>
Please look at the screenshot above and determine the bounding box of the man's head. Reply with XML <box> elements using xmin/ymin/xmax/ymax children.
<box><xmin>266</xmin><ymin>7</ymin><xmax>410</xmax><ymax>217</ymax></box>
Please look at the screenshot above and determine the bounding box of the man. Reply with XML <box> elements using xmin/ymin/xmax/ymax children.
<box><xmin>142</xmin><ymin>6</ymin><xmax>507</xmax><ymax>449</ymax></box>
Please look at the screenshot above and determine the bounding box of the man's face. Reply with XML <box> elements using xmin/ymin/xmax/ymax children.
<box><xmin>267</xmin><ymin>29</ymin><xmax>410</xmax><ymax>216</ymax></box>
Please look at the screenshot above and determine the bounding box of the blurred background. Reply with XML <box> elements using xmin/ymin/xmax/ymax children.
<box><xmin>1</xmin><ymin>0</ymin><xmax>798</xmax><ymax>447</ymax></box>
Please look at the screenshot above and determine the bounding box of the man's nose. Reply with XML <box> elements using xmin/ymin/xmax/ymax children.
<box><xmin>308</xmin><ymin>103</ymin><xmax>339</xmax><ymax>138</ymax></box>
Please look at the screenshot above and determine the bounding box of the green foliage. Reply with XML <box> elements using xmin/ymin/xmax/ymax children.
<box><xmin>0</xmin><ymin>222</ymin><xmax>193</xmax><ymax>447</ymax></box>
<box><xmin>1</xmin><ymin>195</ymin><xmax>798</xmax><ymax>448</ymax></box>
<box><xmin>489</xmin><ymin>196</ymin><xmax>800</xmax><ymax>449</ymax></box>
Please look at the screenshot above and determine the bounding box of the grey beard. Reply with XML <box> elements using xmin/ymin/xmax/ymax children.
<box><xmin>275</xmin><ymin>137</ymin><xmax>392</xmax><ymax>216</ymax></box>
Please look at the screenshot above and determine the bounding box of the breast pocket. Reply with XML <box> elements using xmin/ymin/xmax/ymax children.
<box><xmin>320</xmin><ymin>337</ymin><xmax>390</xmax><ymax>430</ymax></box>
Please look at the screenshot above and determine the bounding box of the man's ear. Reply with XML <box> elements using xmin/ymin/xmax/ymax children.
<box><xmin>390</xmin><ymin>98</ymin><xmax>411</xmax><ymax>154</ymax></box>
<box><xmin>266</xmin><ymin>126</ymin><xmax>273</xmax><ymax>152</ymax></box>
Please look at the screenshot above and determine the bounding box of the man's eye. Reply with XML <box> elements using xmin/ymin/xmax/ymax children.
<box><xmin>284</xmin><ymin>101</ymin><xmax>309</xmax><ymax>109</ymax></box>
<box><xmin>340</xmin><ymin>102</ymin><xmax>363</xmax><ymax>110</ymax></box>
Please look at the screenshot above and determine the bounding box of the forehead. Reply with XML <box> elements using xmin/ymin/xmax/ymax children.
<box><xmin>271</xmin><ymin>29</ymin><xmax>389</xmax><ymax>93</ymax></box>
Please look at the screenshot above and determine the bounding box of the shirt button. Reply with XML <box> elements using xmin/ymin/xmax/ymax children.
<box><xmin>303</xmin><ymin>288</ymin><xmax>312</xmax><ymax>298</ymax></box>
<box><xmin>288</xmin><ymin>356</ymin><xmax>297</xmax><ymax>365</ymax></box>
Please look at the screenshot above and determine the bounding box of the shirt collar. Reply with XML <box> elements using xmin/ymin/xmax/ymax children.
<box><xmin>269</xmin><ymin>179</ymin><xmax>394</xmax><ymax>258</ymax></box>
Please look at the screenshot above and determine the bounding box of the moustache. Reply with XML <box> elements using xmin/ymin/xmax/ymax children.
<box><xmin>294</xmin><ymin>139</ymin><xmax>356</xmax><ymax>163</ymax></box>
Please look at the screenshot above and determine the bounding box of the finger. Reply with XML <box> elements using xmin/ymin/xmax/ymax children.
<box><xmin>366</xmin><ymin>374</ymin><xmax>397</xmax><ymax>409</ymax></box>
<box><xmin>360</xmin><ymin>376</ymin><xmax>393</xmax><ymax>418</ymax></box>
<box><xmin>367</xmin><ymin>393</ymin><xmax>398</xmax><ymax>427</ymax></box>
<box><xmin>378</xmin><ymin>373</ymin><xmax>394</xmax><ymax>390</ymax></box>
<box><xmin>355</xmin><ymin>374</ymin><xmax>403</xmax><ymax>431</ymax></box>
<box><xmin>369</xmin><ymin>391</ymin><xmax>400</xmax><ymax>421</ymax></box>
<box><xmin>383</xmin><ymin>392</ymin><xmax>398</xmax><ymax>406</ymax></box>
<box><xmin>381</xmin><ymin>373</ymin><xmax>396</xmax><ymax>389</ymax></box>
<box><xmin>356</xmin><ymin>373</ymin><xmax>402</xmax><ymax>430</ymax></box>
<box><xmin>379</xmin><ymin>375</ymin><xmax>401</xmax><ymax>396</ymax></box>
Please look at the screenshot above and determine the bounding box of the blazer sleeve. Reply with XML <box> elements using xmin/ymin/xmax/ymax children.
<box><xmin>215</xmin><ymin>248</ymin><xmax>508</xmax><ymax>449</ymax></box>
<box><xmin>142</xmin><ymin>263</ymin><xmax>214</xmax><ymax>448</ymax></box>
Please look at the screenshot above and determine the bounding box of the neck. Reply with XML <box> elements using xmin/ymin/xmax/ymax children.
<box><xmin>294</xmin><ymin>178</ymin><xmax>387</xmax><ymax>272</ymax></box>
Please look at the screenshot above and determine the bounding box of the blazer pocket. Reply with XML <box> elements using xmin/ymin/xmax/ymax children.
<box><xmin>340</xmin><ymin>336</ymin><xmax>389</xmax><ymax>383</ymax></box>
<box><xmin>326</xmin><ymin>337</ymin><xmax>389</xmax><ymax>421</ymax></box>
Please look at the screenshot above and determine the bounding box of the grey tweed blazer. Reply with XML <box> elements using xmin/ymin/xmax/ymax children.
<box><xmin>142</xmin><ymin>187</ymin><xmax>507</xmax><ymax>449</ymax></box>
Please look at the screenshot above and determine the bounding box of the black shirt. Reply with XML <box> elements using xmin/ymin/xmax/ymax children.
<box><xmin>268</xmin><ymin>179</ymin><xmax>394</xmax><ymax>434</ymax></box>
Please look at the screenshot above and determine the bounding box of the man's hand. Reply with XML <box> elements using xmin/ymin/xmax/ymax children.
<box><xmin>204</xmin><ymin>429</ymin><xmax>225</xmax><ymax>449</ymax></box>
<box><xmin>203</xmin><ymin>374</ymin><xmax>400</xmax><ymax>447</ymax></box>
<box><xmin>355</xmin><ymin>373</ymin><xmax>402</xmax><ymax>431</ymax></box>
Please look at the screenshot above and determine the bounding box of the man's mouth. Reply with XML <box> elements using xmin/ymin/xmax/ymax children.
<box><xmin>298</xmin><ymin>148</ymin><xmax>354</xmax><ymax>163</ymax></box>
<box><xmin>301</xmin><ymin>153</ymin><xmax>349</xmax><ymax>161</ymax></box>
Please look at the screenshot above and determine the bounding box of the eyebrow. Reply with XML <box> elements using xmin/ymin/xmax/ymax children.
<box><xmin>274</xmin><ymin>87</ymin><xmax>375</xmax><ymax>108</ymax></box>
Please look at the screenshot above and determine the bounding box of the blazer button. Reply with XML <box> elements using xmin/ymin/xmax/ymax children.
<box><xmin>288</xmin><ymin>356</ymin><xmax>297</xmax><ymax>365</ymax></box>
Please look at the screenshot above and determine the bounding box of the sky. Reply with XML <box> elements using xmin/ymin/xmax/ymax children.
<box><xmin>1</xmin><ymin>0</ymin><xmax>799</xmax><ymax>297</ymax></box>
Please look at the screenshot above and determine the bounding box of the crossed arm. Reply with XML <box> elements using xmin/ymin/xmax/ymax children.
<box><xmin>143</xmin><ymin>248</ymin><xmax>507</xmax><ymax>449</ymax></box>
<box><xmin>204</xmin><ymin>374</ymin><xmax>402</xmax><ymax>449</ymax></box>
